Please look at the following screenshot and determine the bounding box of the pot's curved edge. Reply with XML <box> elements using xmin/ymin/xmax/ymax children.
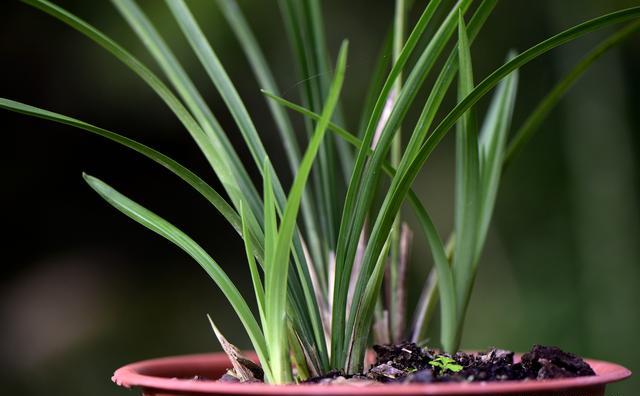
<box><xmin>112</xmin><ymin>352</ymin><xmax>632</xmax><ymax>395</ymax></box>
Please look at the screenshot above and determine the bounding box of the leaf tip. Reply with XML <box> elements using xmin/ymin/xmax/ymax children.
<box><xmin>82</xmin><ymin>172</ymin><xmax>95</xmax><ymax>184</ymax></box>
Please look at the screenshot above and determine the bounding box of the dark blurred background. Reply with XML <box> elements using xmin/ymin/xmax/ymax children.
<box><xmin>2</xmin><ymin>0</ymin><xmax>639</xmax><ymax>394</ymax></box>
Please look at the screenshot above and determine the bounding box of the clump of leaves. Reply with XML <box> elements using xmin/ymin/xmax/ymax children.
<box><xmin>429</xmin><ymin>356</ymin><xmax>463</xmax><ymax>375</ymax></box>
<box><xmin>2</xmin><ymin>0</ymin><xmax>639</xmax><ymax>385</ymax></box>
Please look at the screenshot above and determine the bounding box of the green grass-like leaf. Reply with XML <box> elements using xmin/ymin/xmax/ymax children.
<box><xmin>451</xmin><ymin>10</ymin><xmax>479</xmax><ymax>350</ymax></box>
<box><xmin>215</xmin><ymin>0</ymin><xmax>301</xmax><ymax>174</ymax></box>
<box><xmin>279</xmin><ymin>0</ymin><xmax>341</xmax><ymax>264</ymax></box>
<box><xmin>240</xmin><ymin>202</ymin><xmax>267</xmax><ymax>331</ymax></box>
<box><xmin>343</xmin><ymin>0</ymin><xmax>475</xmax><ymax>366</ymax></box>
<box><xmin>164</xmin><ymin>0</ymin><xmax>269</xmax><ymax>176</ymax></box>
<box><xmin>477</xmin><ymin>56</ymin><xmax>519</xmax><ymax>262</ymax></box>
<box><xmin>265</xmin><ymin>40</ymin><xmax>348</xmax><ymax>383</ymax></box>
<box><xmin>332</xmin><ymin>0</ymin><xmax>458</xmax><ymax>368</ymax></box>
<box><xmin>346</xmin><ymin>239</ymin><xmax>391</xmax><ymax>372</ymax></box>
<box><xmin>82</xmin><ymin>173</ymin><xmax>272</xmax><ymax>381</ymax></box>
<box><xmin>215</xmin><ymin>0</ymin><xmax>328</xmax><ymax>300</ymax></box>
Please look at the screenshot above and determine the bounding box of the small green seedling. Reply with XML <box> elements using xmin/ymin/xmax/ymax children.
<box><xmin>429</xmin><ymin>356</ymin><xmax>463</xmax><ymax>374</ymax></box>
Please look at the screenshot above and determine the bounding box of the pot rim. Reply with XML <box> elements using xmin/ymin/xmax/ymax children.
<box><xmin>112</xmin><ymin>352</ymin><xmax>631</xmax><ymax>395</ymax></box>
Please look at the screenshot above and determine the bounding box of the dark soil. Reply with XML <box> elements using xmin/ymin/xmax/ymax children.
<box><xmin>361</xmin><ymin>343</ymin><xmax>595</xmax><ymax>384</ymax></box>
<box><xmin>217</xmin><ymin>343</ymin><xmax>595</xmax><ymax>385</ymax></box>
<box><xmin>301</xmin><ymin>343</ymin><xmax>594</xmax><ymax>385</ymax></box>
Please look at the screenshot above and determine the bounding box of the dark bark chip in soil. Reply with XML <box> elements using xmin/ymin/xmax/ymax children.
<box><xmin>520</xmin><ymin>344</ymin><xmax>596</xmax><ymax>380</ymax></box>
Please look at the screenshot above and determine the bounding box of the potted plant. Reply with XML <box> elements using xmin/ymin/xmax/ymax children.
<box><xmin>2</xmin><ymin>0</ymin><xmax>635</xmax><ymax>394</ymax></box>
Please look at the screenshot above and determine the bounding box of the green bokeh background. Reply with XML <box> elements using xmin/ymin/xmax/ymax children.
<box><xmin>1</xmin><ymin>1</ymin><xmax>638</xmax><ymax>395</ymax></box>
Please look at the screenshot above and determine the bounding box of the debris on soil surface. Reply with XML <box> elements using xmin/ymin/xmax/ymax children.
<box><xmin>208</xmin><ymin>315</ymin><xmax>264</xmax><ymax>383</ymax></box>
<box><xmin>367</xmin><ymin>362</ymin><xmax>407</xmax><ymax>382</ymax></box>
<box><xmin>216</xmin><ymin>369</ymin><xmax>263</xmax><ymax>384</ymax></box>
<box><xmin>215</xmin><ymin>343</ymin><xmax>595</xmax><ymax>384</ymax></box>
<box><xmin>360</xmin><ymin>343</ymin><xmax>595</xmax><ymax>384</ymax></box>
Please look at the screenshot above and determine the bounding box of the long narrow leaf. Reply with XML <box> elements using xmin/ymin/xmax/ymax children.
<box><xmin>82</xmin><ymin>174</ymin><xmax>272</xmax><ymax>381</ymax></box>
<box><xmin>451</xmin><ymin>11</ymin><xmax>479</xmax><ymax>349</ymax></box>
<box><xmin>403</xmin><ymin>0</ymin><xmax>497</xmax><ymax>165</ymax></box>
<box><xmin>345</xmin><ymin>239</ymin><xmax>391</xmax><ymax>372</ymax></box>
<box><xmin>263</xmin><ymin>161</ymin><xmax>278</xmax><ymax>269</ymax></box>
<box><xmin>305</xmin><ymin>0</ymin><xmax>352</xmax><ymax>195</ymax></box>
<box><xmin>357</xmin><ymin>32</ymin><xmax>393</xmax><ymax>138</ymax></box>
<box><xmin>265</xmin><ymin>41</ymin><xmax>348</xmax><ymax>383</ymax></box>
<box><xmin>388</xmin><ymin>0</ymin><xmax>407</xmax><ymax>345</ymax></box>
<box><xmin>164</xmin><ymin>0</ymin><xmax>267</xmax><ymax>177</ymax></box>
<box><xmin>476</xmin><ymin>57</ymin><xmax>519</xmax><ymax>261</ymax></box>
<box><xmin>331</xmin><ymin>0</ymin><xmax>445</xmax><ymax>367</ymax></box>
<box><xmin>279</xmin><ymin>0</ymin><xmax>341</xmax><ymax>257</ymax></box>
<box><xmin>344</xmin><ymin>0</ymin><xmax>474</xmax><ymax>365</ymax></box>
<box><xmin>240</xmin><ymin>202</ymin><xmax>267</xmax><ymax>329</ymax></box>
<box><xmin>214</xmin><ymin>0</ymin><xmax>301</xmax><ymax>173</ymax></box>
<box><xmin>216</xmin><ymin>0</ymin><xmax>327</xmax><ymax>299</ymax></box>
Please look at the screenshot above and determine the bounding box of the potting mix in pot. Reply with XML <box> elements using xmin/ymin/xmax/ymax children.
<box><xmin>217</xmin><ymin>343</ymin><xmax>596</xmax><ymax>385</ymax></box>
<box><xmin>2</xmin><ymin>0</ymin><xmax>636</xmax><ymax>389</ymax></box>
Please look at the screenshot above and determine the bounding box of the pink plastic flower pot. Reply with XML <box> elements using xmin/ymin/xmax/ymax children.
<box><xmin>112</xmin><ymin>352</ymin><xmax>631</xmax><ymax>396</ymax></box>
